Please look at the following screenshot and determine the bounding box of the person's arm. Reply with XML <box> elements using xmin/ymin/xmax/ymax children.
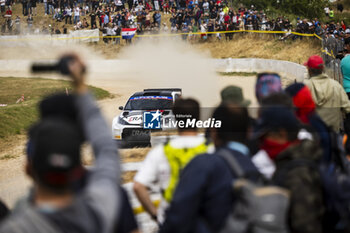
<box><xmin>340</xmin><ymin>83</ymin><xmax>350</xmax><ymax>114</ymax></box>
<box><xmin>133</xmin><ymin>146</ymin><xmax>162</xmax><ymax>220</ymax></box>
<box><xmin>338</xmin><ymin>83</ymin><xmax>350</xmax><ymax>134</ymax></box>
<box><xmin>133</xmin><ymin>182</ymin><xmax>158</xmax><ymax>220</ymax></box>
<box><xmin>68</xmin><ymin>55</ymin><xmax>121</xmax><ymax>233</ymax></box>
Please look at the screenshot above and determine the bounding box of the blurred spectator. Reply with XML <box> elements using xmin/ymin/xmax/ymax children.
<box><xmin>252</xmin><ymin>92</ymin><xmax>294</xmax><ymax>179</ymax></box>
<box><xmin>304</xmin><ymin>55</ymin><xmax>350</xmax><ymax>133</ymax></box>
<box><xmin>133</xmin><ymin>98</ymin><xmax>211</xmax><ymax>224</ymax></box>
<box><xmin>341</xmin><ymin>38</ymin><xmax>350</xmax><ymax>99</ymax></box>
<box><xmin>74</xmin><ymin>5</ymin><xmax>80</xmax><ymax>24</ymax></box>
<box><xmin>0</xmin><ymin>54</ymin><xmax>122</xmax><ymax>233</ymax></box>
<box><xmin>26</xmin><ymin>14</ymin><xmax>33</xmax><ymax>32</ymax></box>
<box><xmin>285</xmin><ymin>83</ymin><xmax>332</xmax><ymax>162</ymax></box>
<box><xmin>159</xmin><ymin>103</ymin><xmax>260</xmax><ymax>233</ymax></box>
<box><xmin>255</xmin><ymin>106</ymin><xmax>324</xmax><ymax>233</ymax></box>
<box><xmin>65</xmin><ymin>6</ymin><xmax>72</xmax><ymax>24</ymax></box>
<box><xmin>0</xmin><ymin>0</ymin><xmax>5</xmax><ymax>13</ymax></box>
<box><xmin>14</xmin><ymin>15</ymin><xmax>20</xmax><ymax>34</ymax></box>
<box><xmin>220</xmin><ymin>85</ymin><xmax>251</xmax><ymax>106</ymax></box>
<box><xmin>255</xmin><ymin>72</ymin><xmax>282</xmax><ymax>104</ymax></box>
<box><xmin>30</xmin><ymin>0</ymin><xmax>36</xmax><ymax>16</ymax></box>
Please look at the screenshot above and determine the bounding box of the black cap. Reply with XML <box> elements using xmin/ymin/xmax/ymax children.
<box><xmin>253</xmin><ymin>106</ymin><xmax>300</xmax><ymax>139</ymax></box>
<box><xmin>40</xmin><ymin>93</ymin><xmax>78</xmax><ymax>121</ymax></box>
<box><xmin>39</xmin><ymin>93</ymin><xmax>85</xmax><ymax>141</ymax></box>
<box><xmin>28</xmin><ymin>118</ymin><xmax>84</xmax><ymax>189</ymax></box>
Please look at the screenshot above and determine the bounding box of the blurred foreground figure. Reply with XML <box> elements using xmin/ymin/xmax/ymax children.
<box><xmin>255</xmin><ymin>106</ymin><xmax>325</xmax><ymax>233</ymax></box>
<box><xmin>159</xmin><ymin>104</ymin><xmax>261</xmax><ymax>233</ymax></box>
<box><xmin>304</xmin><ymin>55</ymin><xmax>350</xmax><ymax>133</ymax></box>
<box><xmin>133</xmin><ymin>98</ymin><xmax>212</xmax><ymax>224</ymax></box>
<box><xmin>0</xmin><ymin>54</ymin><xmax>121</xmax><ymax>233</ymax></box>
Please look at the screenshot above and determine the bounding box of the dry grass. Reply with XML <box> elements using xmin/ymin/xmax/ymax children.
<box><xmin>122</xmin><ymin>171</ymin><xmax>137</xmax><ymax>184</ymax></box>
<box><xmin>193</xmin><ymin>34</ymin><xmax>321</xmax><ymax>64</ymax></box>
<box><xmin>8</xmin><ymin>2</ymin><xmax>76</xmax><ymax>32</ymax></box>
<box><xmin>120</xmin><ymin>148</ymin><xmax>150</xmax><ymax>163</ymax></box>
<box><xmin>0</xmin><ymin>135</ymin><xmax>27</xmax><ymax>160</ymax></box>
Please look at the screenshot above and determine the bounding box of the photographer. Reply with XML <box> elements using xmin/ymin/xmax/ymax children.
<box><xmin>0</xmin><ymin>54</ymin><xmax>121</xmax><ymax>233</ymax></box>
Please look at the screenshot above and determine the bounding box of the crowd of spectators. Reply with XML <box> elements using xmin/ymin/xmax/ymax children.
<box><xmin>1</xmin><ymin>0</ymin><xmax>349</xmax><ymax>43</ymax></box>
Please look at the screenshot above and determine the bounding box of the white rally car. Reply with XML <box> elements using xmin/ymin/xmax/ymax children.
<box><xmin>112</xmin><ymin>88</ymin><xmax>182</xmax><ymax>146</ymax></box>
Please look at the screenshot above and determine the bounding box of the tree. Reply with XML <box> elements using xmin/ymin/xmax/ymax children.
<box><xmin>236</xmin><ymin>0</ymin><xmax>327</xmax><ymax>19</ymax></box>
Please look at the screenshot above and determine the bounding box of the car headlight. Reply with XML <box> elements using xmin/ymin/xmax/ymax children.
<box><xmin>118</xmin><ymin>116</ymin><xmax>129</xmax><ymax>125</ymax></box>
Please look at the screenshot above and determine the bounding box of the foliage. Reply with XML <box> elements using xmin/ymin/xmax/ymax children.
<box><xmin>232</xmin><ymin>0</ymin><xmax>327</xmax><ymax>19</ymax></box>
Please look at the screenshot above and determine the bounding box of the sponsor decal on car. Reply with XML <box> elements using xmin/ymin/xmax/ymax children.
<box><xmin>130</xmin><ymin>96</ymin><xmax>173</xmax><ymax>100</ymax></box>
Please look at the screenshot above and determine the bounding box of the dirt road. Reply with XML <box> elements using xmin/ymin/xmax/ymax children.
<box><xmin>0</xmin><ymin>66</ymin><xmax>259</xmax><ymax>207</ymax></box>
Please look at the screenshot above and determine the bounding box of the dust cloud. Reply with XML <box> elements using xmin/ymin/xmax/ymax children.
<box><xmin>116</xmin><ymin>39</ymin><xmax>221</xmax><ymax>108</ymax></box>
<box><xmin>0</xmin><ymin>38</ymin><xmax>222</xmax><ymax>109</ymax></box>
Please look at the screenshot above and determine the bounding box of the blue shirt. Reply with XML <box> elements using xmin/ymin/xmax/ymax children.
<box><xmin>341</xmin><ymin>55</ymin><xmax>350</xmax><ymax>93</ymax></box>
<box><xmin>227</xmin><ymin>141</ymin><xmax>250</xmax><ymax>156</ymax></box>
<box><xmin>159</xmin><ymin>145</ymin><xmax>259</xmax><ymax>233</ymax></box>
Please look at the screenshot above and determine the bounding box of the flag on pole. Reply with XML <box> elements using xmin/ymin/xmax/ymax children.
<box><xmin>122</xmin><ymin>28</ymin><xmax>137</xmax><ymax>39</ymax></box>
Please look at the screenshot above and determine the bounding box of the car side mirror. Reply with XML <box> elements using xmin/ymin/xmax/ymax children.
<box><xmin>119</xmin><ymin>106</ymin><xmax>124</xmax><ymax>110</ymax></box>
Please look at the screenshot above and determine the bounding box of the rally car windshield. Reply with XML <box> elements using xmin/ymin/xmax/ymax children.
<box><xmin>124</xmin><ymin>96</ymin><xmax>173</xmax><ymax>110</ymax></box>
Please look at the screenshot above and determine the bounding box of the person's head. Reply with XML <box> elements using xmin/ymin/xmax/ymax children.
<box><xmin>344</xmin><ymin>37</ymin><xmax>350</xmax><ymax>53</ymax></box>
<box><xmin>304</xmin><ymin>55</ymin><xmax>324</xmax><ymax>77</ymax></box>
<box><xmin>254</xmin><ymin>106</ymin><xmax>301</xmax><ymax>160</ymax></box>
<box><xmin>260</xmin><ymin>92</ymin><xmax>293</xmax><ymax>110</ymax></box>
<box><xmin>220</xmin><ymin>85</ymin><xmax>251</xmax><ymax>106</ymax></box>
<box><xmin>26</xmin><ymin>92</ymin><xmax>86</xmax><ymax>194</ymax></box>
<box><xmin>255</xmin><ymin>72</ymin><xmax>282</xmax><ymax>103</ymax></box>
<box><xmin>285</xmin><ymin>83</ymin><xmax>315</xmax><ymax>124</ymax></box>
<box><xmin>211</xmin><ymin>103</ymin><xmax>249</xmax><ymax>147</ymax></box>
<box><xmin>172</xmin><ymin>98</ymin><xmax>200</xmax><ymax>134</ymax></box>
<box><xmin>26</xmin><ymin>118</ymin><xmax>84</xmax><ymax>194</ymax></box>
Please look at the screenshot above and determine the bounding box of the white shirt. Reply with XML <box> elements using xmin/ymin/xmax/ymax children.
<box><xmin>252</xmin><ymin>150</ymin><xmax>275</xmax><ymax>179</ymax></box>
<box><xmin>116</xmin><ymin>0</ymin><xmax>123</xmax><ymax>6</ymax></box>
<box><xmin>67</xmin><ymin>8</ymin><xmax>72</xmax><ymax>16</ymax></box>
<box><xmin>202</xmin><ymin>2</ymin><xmax>209</xmax><ymax>10</ymax></box>
<box><xmin>219</xmin><ymin>11</ymin><xmax>225</xmax><ymax>22</ymax></box>
<box><xmin>74</xmin><ymin>7</ymin><xmax>80</xmax><ymax>16</ymax></box>
<box><xmin>134</xmin><ymin>135</ymin><xmax>212</xmax><ymax>223</ymax></box>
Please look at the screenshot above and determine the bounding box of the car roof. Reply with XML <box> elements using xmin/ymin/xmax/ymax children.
<box><xmin>131</xmin><ymin>91</ymin><xmax>174</xmax><ymax>97</ymax></box>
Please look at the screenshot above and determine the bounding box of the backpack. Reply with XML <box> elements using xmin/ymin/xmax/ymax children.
<box><xmin>275</xmin><ymin>133</ymin><xmax>350</xmax><ymax>233</ymax></box>
<box><xmin>218</xmin><ymin>148</ymin><xmax>290</xmax><ymax>233</ymax></box>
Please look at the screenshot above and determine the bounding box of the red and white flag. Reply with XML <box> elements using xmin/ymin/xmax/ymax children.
<box><xmin>122</xmin><ymin>28</ymin><xmax>137</xmax><ymax>39</ymax></box>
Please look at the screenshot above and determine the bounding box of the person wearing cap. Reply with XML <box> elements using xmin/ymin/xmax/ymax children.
<box><xmin>304</xmin><ymin>55</ymin><xmax>350</xmax><ymax>133</ymax></box>
<box><xmin>220</xmin><ymin>85</ymin><xmax>251</xmax><ymax>106</ymax></box>
<box><xmin>255</xmin><ymin>106</ymin><xmax>324</xmax><ymax>233</ymax></box>
<box><xmin>0</xmin><ymin>54</ymin><xmax>122</xmax><ymax>233</ymax></box>
<box><xmin>285</xmin><ymin>83</ymin><xmax>332</xmax><ymax>162</ymax></box>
